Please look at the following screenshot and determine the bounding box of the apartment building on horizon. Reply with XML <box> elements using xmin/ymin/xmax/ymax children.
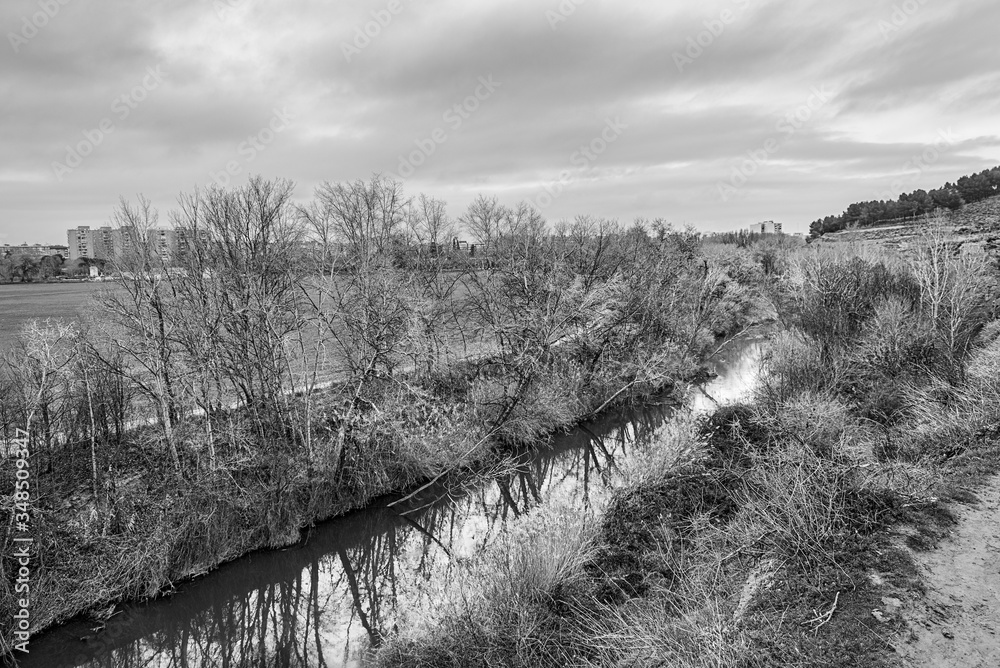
<box><xmin>68</xmin><ymin>226</ymin><xmax>103</xmax><ymax>261</ymax></box>
<box><xmin>66</xmin><ymin>225</ymin><xmax>190</xmax><ymax>263</ymax></box>
<box><xmin>1</xmin><ymin>243</ymin><xmax>69</xmax><ymax>258</ymax></box>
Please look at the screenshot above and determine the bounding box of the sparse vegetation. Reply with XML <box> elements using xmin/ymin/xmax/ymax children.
<box><xmin>0</xmin><ymin>176</ymin><xmax>768</xmax><ymax>657</ymax></box>
<box><xmin>8</xmin><ymin>174</ymin><xmax>999</xmax><ymax>665</ymax></box>
<box><xmin>373</xmin><ymin>225</ymin><xmax>1000</xmax><ymax>668</ymax></box>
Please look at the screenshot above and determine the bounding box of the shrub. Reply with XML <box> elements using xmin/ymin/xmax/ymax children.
<box><xmin>789</xmin><ymin>254</ymin><xmax>918</xmax><ymax>354</ymax></box>
<box><xmin>374</xmin><ymin>502</ymin><xmax>599</xmax><ymax>668</ymax></box>
<box><xmin>757</xmin><ymin>330</ymin><xmax>834</xmax><ymax>404</ymax></box>
<box><xmin>763</xmin><ymin>392</ymin><xmax>855</xmax><ymax>458</ymax></box>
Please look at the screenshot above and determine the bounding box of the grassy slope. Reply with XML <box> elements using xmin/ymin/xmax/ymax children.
<box><xmin>2</xmin><ymin>308</ymin><xmax>724</xmax><ymax>657</ymax></box>
<box><xmin>375</xmin><ymin>367</ymin><xmax>1000</xmax><ymax>668</ymax></box>
<box><xmin>813</xmin><ymin>196</ymin><xmax>1000</xmax><ymax>256</ymax></box>
<box><xmin>373</xmin><ymin>383</ymin><xmax>920</xmax><ymax>668</ymax></box>
<box><xmin>373</xmin><ymin>250</ymin><xmax>1000</xmax><ymax>668</ymax></box>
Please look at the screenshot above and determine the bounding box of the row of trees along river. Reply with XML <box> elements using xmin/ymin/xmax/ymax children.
<box><xmin>0</xmin><ymin>174</ymin><xmax>775</xmax><ymax>662</ymax></box>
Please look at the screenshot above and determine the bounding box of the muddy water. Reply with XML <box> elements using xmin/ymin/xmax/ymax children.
<box><xmin>21</xmin><ymin>334</ymin><xmax>765</xmax><ymax>668</ymax></box>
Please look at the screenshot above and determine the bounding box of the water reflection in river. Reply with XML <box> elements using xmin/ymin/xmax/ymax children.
<box><xmin>23</xmin><ymin>336</ymin><xmax>765</xmax><ymax>668</ymax></box>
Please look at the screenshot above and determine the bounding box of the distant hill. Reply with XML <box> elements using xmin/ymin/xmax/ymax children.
<box><xmin>810</xmin><ymin>166</ymin><xmax>1000</xmax><ymax>238</ymax></box>
<box><xmin>812</xmin><ymin>195</ymin><xmax>1000</xmax><ymax>258</ymax></box>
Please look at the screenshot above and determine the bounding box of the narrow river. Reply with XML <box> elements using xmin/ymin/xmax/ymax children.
<box><xmin>22</xmin><ymin>333</ymin><xmax>766</xmax><ymax>668</ymax></box>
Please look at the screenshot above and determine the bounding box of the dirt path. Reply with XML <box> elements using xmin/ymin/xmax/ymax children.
<box><xmin>894</xmin><ymin>477</ymin><xmax>1000</xmax><ymax>667</ymax></box>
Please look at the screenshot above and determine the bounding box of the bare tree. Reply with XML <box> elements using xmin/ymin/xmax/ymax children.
<box><xmin>909</xmin><ymin>221</ymin><xmax>998</xmax><ymax>380</ymax></box>
<box><xmin>407</xmin><ymin>194</ymin><xmax>454</xmax><ymax>265</ymax></box>
<box><xmin>301</xmin><ymin>175</ymin><xmax>414</xmax><ymax>472</ymax></box>
<box><xmin>460</xmin><ymin>194</ymin><xmax>506</xmax><ymax>256</ymax></box>
<box><xmin>171</xmin><ymin>177</ymin><xmax>307</xmax><ymax>444</ymax></box>
<box><xmin>98</xmin><ymin>196</ymin><xmax>181</xmax><ymax>470</ymax></box>
<box><xmin>10</xmin><ymin>321</ymin><xmax>78</xmax><ymax>454</ymax></box>
<box><xmin>314</xmin><ymin>175</ymin><xmax>408</xmax><ymax>268</ymax></box>
<box><xmin>403</xmin><ymin>194</ymin><xmax>467</xmax><ymax>374</ymax></box>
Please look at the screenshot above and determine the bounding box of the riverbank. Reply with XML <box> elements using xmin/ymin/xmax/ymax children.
<box><xmin>15</xmin><ymin>335</ymin><xmax>764</xmax><ymax>666</ymax></box>
<box><xmin>374</xmin><ymin>368</ymin><xmax>907</xmax><ymax>667</ymax></box>
<box><xmin>5</xmin><ymin>323</ymin><xmax>757</xmax><ymax>661</ymax></box>
<box><xmin>376</xmin><ymin>361</ymin><xmax>1000</xmax><ymax>668</ymax></box>
<box><xmin>373</xmin><ymin>248</ymin><xmax>1000</xmax><ymax>667</ymax></box>
<box><xmin>4</xmin><ymin>191</ymin><xmax>780</xmax><ymax>662</ymax></box>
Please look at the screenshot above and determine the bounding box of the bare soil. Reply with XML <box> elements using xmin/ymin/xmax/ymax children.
<box><xmin>894</xmin><ymin>476</ymin><xmax>1000</xmax><ymax>667</ymax></box>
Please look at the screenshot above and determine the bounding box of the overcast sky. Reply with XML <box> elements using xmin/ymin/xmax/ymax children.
<box><xmin>2</xmin><ymin>0</ymin><xmax>998</xmax><ymax>243</ymax></box>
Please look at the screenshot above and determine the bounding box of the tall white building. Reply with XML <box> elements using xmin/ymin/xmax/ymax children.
<box><xmin>150</xmin><ymin>228</ymin><xmax>173</xmax><ymax>262</ymax></box>
<box><xmin>66</xmin><ymin>226</ymin><xmax>117</xmax><ymax>261</ymax></box>
<box><xmin>67</xmin><ymin>226</ymin><xmax>94</xmax><ymax>260</ymax></box>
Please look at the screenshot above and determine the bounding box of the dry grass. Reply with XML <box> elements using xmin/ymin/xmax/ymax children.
<box><xmin>371</xmin><ymin>252</ymin><xmax>1000</xmax><ymax>668</ymax></box>
<box><xmin>374</xmin><ymin>260</ymin><xmax>1000</xmax><ymax>666</ymax></box>
<box><xmin>893</xmin><ymin>337</ymin><xmax>1000</xmax><ymax>485</ymax></box>
<box><xmin>374</xmin><ymin>501</ymin><xmax>602</xmax><ymax>668</ymax></box>
<box><xmin>0</xmin><ymin>324</ymin><xmax>702</xmax><ymax>655</ymax></box>
<box><xmin>374</xmin><ymin>398</ymin><xmax>909</xmax><ymax>668</ymax></box>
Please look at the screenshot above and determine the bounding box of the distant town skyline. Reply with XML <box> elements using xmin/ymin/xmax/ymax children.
<box><xmin>3</xmin><ymin>0</ymin><xmax>1000</xmax><ymax>244</ymax></box>
<box><xmin>64</xmin><ymin>224</ymin><xmax>189</xmax><ymax>263</ymax></box>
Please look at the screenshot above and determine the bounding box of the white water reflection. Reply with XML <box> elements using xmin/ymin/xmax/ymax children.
<box><xmin>688</xmin><ymin>335</ymin><xmax>765</xmax><ymax>413</ymax></box>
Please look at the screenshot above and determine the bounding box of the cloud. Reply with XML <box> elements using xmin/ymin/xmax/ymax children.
<box><xmin>1</xmin><ymin>0</ymin><xmax>998</xmax><ymax>240</ymax></box>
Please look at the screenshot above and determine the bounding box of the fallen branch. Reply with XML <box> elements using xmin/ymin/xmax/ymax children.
<box><xmin>802</xmin><ymin>591</ymin><xmax>840</xmax><ymax>632</ymax></box>
<box><xmin>386</xmin><ymin>426</ymin><xmax>500</xmax><ymax>509</ymax></box>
